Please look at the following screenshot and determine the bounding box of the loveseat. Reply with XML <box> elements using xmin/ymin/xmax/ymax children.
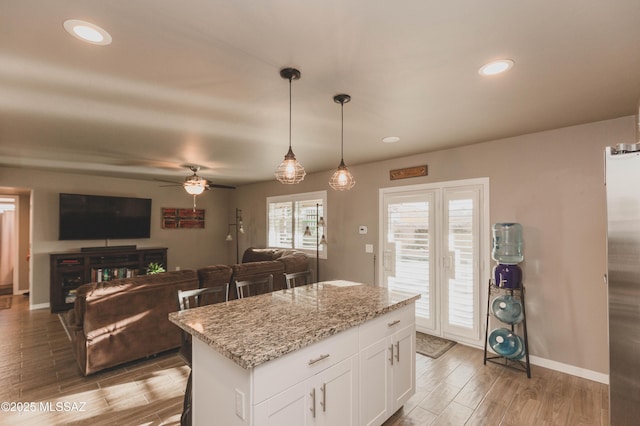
<box><xmin>67</xmin><ymin>269</ymin><xmax>204</xmax><ymax>376</ymax></box>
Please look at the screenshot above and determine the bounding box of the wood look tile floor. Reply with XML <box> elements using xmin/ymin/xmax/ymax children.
<box><xmin>0</xmin><ymin>295</ymin><xmax>609</xmax><ymax>425</ymax></box>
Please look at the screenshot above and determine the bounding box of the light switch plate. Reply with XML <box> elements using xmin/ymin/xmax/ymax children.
<box><xmin>359</xmin><ymin>225</ymin><xmax>368</xmax><ymax>234</ymax></box>
<box><xmin>365</xmin><ymin>244</ymin><xmax>374</xmax><ymax>253</ymax></box>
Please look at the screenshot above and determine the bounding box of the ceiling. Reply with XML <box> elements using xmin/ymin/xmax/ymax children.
<box><xmin>2</xmin><ymin>1</ymin><xmax>639</xmax><ymax>187</ymax></box>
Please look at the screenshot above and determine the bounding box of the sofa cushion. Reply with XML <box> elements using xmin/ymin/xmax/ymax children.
<box><xmin>277</xmin><ymin>252</ymin><xmax>310</xmax><ymax>274</ymax></box>
<box><xmin>198</xmin><ymin>265</ymin><xmax>233</xmax><ymax>288</ymax></box>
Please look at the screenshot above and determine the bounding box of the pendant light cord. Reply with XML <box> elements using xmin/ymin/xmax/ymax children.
<box><xmin>340</xmin><ymin>100</ymin><xmax>344</xmax><ymax>161</ymax></box>
<box><xmin>288</xmin><ymin>77</ymin><xmax>292</xmax><ymax>150</ymax></box>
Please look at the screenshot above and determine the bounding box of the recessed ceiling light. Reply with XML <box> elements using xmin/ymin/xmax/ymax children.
<box><xmin>63</xmin><ymin>19</ymin><xmax>112</xmax><ymax>45</ymax></box>
<box><xmin>382</xmin><ymin>136</ymin><xmax>400</xmax><ymax>144</ymax></box>
<box><xmin>478</xmin><ymin>59</ymin><xmax>514</xmax><ymax>76</ymax></box>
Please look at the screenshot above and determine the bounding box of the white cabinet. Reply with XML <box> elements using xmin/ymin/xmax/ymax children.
<box><xmin>254</xmin><ymin>355</ymin><xmax>358</xmax><ymax>426</ymax></box>
<box><xmin>359</xmin><ymin>304</ymin><xmax>416</xmax><ymax>426</ymax></box>
<box><xmin>192</xmin><ymin>302</ymin><xmax>416</xmax><ymax>426</ymax></box>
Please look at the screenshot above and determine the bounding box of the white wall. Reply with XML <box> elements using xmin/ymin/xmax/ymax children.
<box><xmin>0</xmin><ymin>168</ymin><xmax>233</xmax><ymax>308</ymax></box>
<box><xmin>232</xmin><ymin>115</ymin><xmax>637</xmax><ymax>377</ymax></box>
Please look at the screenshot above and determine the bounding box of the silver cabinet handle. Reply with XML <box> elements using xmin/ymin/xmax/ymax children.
<box><xmin>321</xmin><ymin>383</ymin><xmax>326</xmax><ymax>412</ymax></box>
<box><xmin>395</xmin><ymin>341</ymin><xmax>400</xmax><ymax>362</ymax></box>
<box><xmin>310</xmin><ymin>387</ymin><xmax>316</xmax><ymax>418</ymax></box>
<box><xmin>388</xmin><ymin>319</ymin><xmax>400</xmax><ymax>327</ymax></box>
<box><xmin>389</xmin><ymin>344</ymin><xmax>394</xmax><ymax>365</ymax></box>
<box><xmin>308</xmin><ymin>353</ymin><xmax>330</xmax><ymax>365</ymax></box>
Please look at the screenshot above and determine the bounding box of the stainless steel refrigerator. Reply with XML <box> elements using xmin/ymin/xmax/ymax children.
<box><xmin>605</xmin><ymin>143</ymin><xmax>640</xmax><ymax>425</ymax></box>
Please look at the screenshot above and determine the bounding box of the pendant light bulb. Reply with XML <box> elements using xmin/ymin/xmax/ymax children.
<box><xmin>329</xmin><ymin>94</ymin><xmax>356</xmax><ymax>191</ymax></box>
<box><xmin>275</xmin><ymin>68</ymin><xmax>306</xmax><ymax>184</ymax></box>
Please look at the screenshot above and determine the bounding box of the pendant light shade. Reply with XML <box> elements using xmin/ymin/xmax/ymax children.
<box><xmin>329</xmin><ymin>94</ymin><xmax>356</xmax><ymax>191</ymax></box>
<box><xmin>275</xmin><ymin>67</ymin><xmax>306</xmax><ymax>184</ymax></box>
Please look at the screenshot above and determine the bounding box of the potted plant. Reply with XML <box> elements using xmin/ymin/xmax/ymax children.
<box><xmin>146</xmin><ymin>262</ymin><xmax>166</xmax><ymax>275</ymax></box>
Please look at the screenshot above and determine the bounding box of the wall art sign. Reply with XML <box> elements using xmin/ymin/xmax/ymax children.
<box><xmin>389</xmin><ymin>165</ymin><xmax>428</xmax><ymax>180</ymax></box>
<box><xmin>162</xmin><ymin>208</ymin><xmax>205</xmax><ymax>229</ymax></box>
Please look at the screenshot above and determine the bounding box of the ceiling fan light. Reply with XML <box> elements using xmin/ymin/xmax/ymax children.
<box><xmin>184</xmin><ymin>182</ymin><xmax>205</xmax><ymax>195</ymax></box>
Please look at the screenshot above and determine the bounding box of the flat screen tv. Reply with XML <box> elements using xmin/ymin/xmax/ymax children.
<box><xmin>59</xmin><ymin>193</ymin><xmax>152</xmax><ymax>240</ymax></box>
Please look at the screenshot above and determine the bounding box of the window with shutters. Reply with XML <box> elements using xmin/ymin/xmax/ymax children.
<box><xmin>267</xmin><ymin>191</ymin><xmax>327</xmax><ymax>258</ymax></box>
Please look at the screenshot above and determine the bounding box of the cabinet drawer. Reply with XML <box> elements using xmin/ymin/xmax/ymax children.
<box><xmin>253</xmin><ymin>326</ymin><xmax>358</xmax><ymax>404</ymax></box>
<box><xmin>359</xmin><ymin>304</ymin><xmax>415</xmax><ymax>350</ymax></box>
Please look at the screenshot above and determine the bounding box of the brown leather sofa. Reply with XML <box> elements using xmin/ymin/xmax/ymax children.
<box><xmin>66</xmin><ymin>249</ymin><xmax>307</xmax><ymax>376</ymax></box>
<box><xmin>67</xmin><ymin>269</ymin><xmax>205</xmax><ymax>376</ymax></box>
<box><xmin>230</xmin><ymin>248</ymin><xmax>310</xmax><ymax>298</ymax></box>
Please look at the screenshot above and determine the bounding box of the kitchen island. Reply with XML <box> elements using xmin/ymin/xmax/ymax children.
<box><xmin>169</xmin><ymin>280</ymin><xmax>420</xmax><ymax>426</ymax></box>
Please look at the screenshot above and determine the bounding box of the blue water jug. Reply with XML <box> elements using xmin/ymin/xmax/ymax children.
<box><xmin>488</xmin><ymin>328</ymin><xmax>524</xmax><ymax>359</ymax></box>
<box><xmin>492</xmin><ymin>223</ymin><xmax>523</xmax><ymax>264</ymax></box>
<box><xmin>491</xmin><ymin>295</ymin><xmax>524</xmax><ymax>324</ymax></box>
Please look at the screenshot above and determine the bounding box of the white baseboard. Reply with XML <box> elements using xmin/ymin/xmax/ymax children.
<box><xmin>30</xmin><ymin>302</ymin><xmax>49</xmax><ymax>311</ymax></box>
<box><xmin>529</xmin><ymin>354</ymin><xmax>609</xmax><ymax>384</ymax></box>
<box><xmin>457</xmin><ymin>341</ymin><xmax>609</xmax><ymax>384</ymax></box>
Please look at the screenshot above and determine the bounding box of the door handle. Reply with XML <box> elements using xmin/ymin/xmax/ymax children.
<box><xmin>395</xmin><ymin>341</ymin><xmax>400</xmax><ymax>362</ymax></box>
<box><xmin>308</xmin><ymin>353</ymin><xmax>330</xmax><ymax>365</ymax></box>
<box><xmin>320</xmin><ymin>383</ymin><xmax>326</xmax><ymax>412</ymax></box>
<box><xmin>389</xmin><ymin>344</ymin><xmax>394</xmax><ymax>366</ymax></box>
<box><xmin>310</xmin><ymin>387</ymin><xmax>316</xmax><ymax>418</ymax></box>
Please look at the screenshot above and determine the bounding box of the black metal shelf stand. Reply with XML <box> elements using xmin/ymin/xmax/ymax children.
<box><xmin>483</xmin><ymin>279</ymin><xmax>531</xmax><ymax>378</ymax></box>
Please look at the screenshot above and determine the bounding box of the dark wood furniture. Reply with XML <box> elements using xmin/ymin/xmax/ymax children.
<box><xmin>49</xmin><ymin>247</ymin><xmax>167</xmax><ymax>313</ymax></box>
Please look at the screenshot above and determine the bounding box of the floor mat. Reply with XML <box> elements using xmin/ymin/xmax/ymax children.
<box><xmin>416</xmin><ymin>332</ymin><xmax>456</xmax><ymax>359</ymax></box>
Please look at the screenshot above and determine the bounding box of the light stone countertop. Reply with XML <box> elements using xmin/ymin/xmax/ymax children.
<box><xmin>168</xmin><ymin>280</ymin><xmax>420</xmax><ymax>369</ymax></box>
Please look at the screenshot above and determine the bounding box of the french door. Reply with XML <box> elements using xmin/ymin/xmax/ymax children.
<box><xmin>380</xmin><ymin>179</ymin><xmax>488</xmax><ymax>343</ymax></box>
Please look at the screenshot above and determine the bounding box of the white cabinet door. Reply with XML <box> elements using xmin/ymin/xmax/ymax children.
<box><xmin>360</xmin><ymin>324</ymin><xmax>416</xmax><ymax>426</ymax></box>
<box><xmin>254</xmin><ymin>382</ymin><xmax>309</xmax><ymax>426</ymax></box>
<box><xmin>359</xmin><ymin>337</ymin><xmax>392</xmax><ymax>426</ymax></box>
<box><xmin>321</xmin><ymin>355</ymin><xmax>358</xmax><ymax>426</ymax></box>
<box><xmin>391</xmin><ymin>324</ymin><xmax>415</xmax><ymax>410</ymax></box>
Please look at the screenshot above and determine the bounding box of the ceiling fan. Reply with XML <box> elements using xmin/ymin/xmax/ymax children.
<box><xmin>157</xmin><ymin>166</ymin><xmax>235</xmax><ymax>208</ymax></box>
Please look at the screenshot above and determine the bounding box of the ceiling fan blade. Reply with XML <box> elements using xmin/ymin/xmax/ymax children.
<box><xmin>155</xmin><ymin>178</ymin><xmax>183</xmax><ymax>185</ymax></box>
<box><xmin>205</xmin><ymin>182</ymin><xmax>236</xmax><ymax>190</ymax></box>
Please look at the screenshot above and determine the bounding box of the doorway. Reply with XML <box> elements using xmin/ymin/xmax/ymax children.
<box><xmin>379</xmin><ymin>178</ymin><xmax>489</xmax><ymax>345</ymax></box>
<box><xmin>0</xmin><ymin>196</ymin><xmax>17</xmax><ymax>295</ymax></box>
<box><xmin>0</xmin><ymin>192</ymin><xmax>31</xmax><ymax>297</ymax></box>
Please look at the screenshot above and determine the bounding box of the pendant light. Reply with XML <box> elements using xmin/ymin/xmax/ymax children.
<box><xmin>329</xmin><ymin>94</ymin><xmax>356</xmax><ymax>191</ymax></box>
<box><xmin>275</xmin><ymin>67</ymin><xmax>306</xmax><ymax>184</ymax></box>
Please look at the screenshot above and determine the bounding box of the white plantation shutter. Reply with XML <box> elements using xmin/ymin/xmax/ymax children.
<box><xmin>268</xmin><ymin>201</ymin><xmax>292</xmax><ymax>248</ymax></box>
<box><xmin>443</xmin><ymin>187</ymin><xmax>481</xmax><ymax>339</ymax></box>
<box><xmin>267</xmin><ymin>191</ymin><xmax>326</xmax><ymax>257</ymax></box>
<box><xmin>295</xmin><ymin>199</ymin><xmax>324</xmax><ymax>253</ymax></box>
<box><xmin>384</xmin><ymin>192</ymin><xmax>436</xmax><ymax>331</ymax></box>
